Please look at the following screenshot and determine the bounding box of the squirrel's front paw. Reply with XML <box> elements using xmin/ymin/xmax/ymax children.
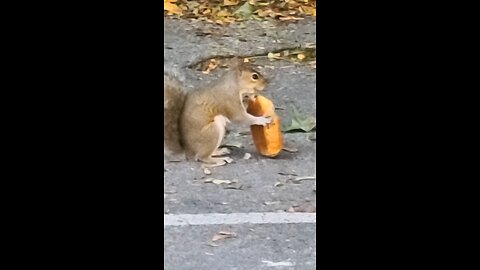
<box><xmin>253</xmin><ymin>116</ymin><xmax>272</xmax><ymax>126</ymax></box>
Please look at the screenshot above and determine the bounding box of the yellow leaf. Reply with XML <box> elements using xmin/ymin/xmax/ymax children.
<box><xmin>164</xmin><ymin>2</ymin><xmax>183</xmax><ymax>15</ymax></box>
<box><xmin>267</xmin><ymin>52</ymin><xmax>282</xmax><ymax>59</ymax></box>
<box><xmin>300</xmin><ymin>6</ymin><xmax>316</xmax><ymax>16</ymax></box>
<box><xmin>217</xmin><ymin>10</ymin><xmax>230</xmax><ymax>17</ymax></box>
<box><xmin>203</xmin><ymin>59</ymin><xmax>219</xmax><ymax>74</ymax></box>
<box><xmin>279</xmin><ymin>16</ymin><xmax>304</xmax><ymax>21</ymax></box>
<box><xmin>297</xmin><ymin>53</ymin><xmax>306</xmax><ymax>60</ymax></box>
<box><xmin>224</xmin><ymin>0</ymin><xmax>239</xmax><ymax>6</ymax></box>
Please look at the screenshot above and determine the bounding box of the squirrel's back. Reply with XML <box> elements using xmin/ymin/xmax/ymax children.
<box><xmin>164</xmin><ymin>72</ymin><xmax>186</xmax><ymax>154</ymax></box>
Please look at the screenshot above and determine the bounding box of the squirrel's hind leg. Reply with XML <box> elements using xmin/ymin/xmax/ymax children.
<box><xmin>196</xmin><ymin>115</ymin><xmax>233</xmax><ymax>167</ymax></box>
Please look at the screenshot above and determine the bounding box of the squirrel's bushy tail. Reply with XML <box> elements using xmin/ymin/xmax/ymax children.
<box><xmin>164</xmin><ymin>72</ymin><xmax>186</xmax><ymax>154</ymax></box>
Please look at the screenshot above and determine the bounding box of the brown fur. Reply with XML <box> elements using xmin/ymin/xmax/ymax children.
<box><xmin>164</xmin><ymin>74</ymin><xmax>185</xmax><ymax>154</ymax></box>
<box><xmin>164</xmin><ymin>59</ymin><xmax>270</xmax><ymax>167</ymax></box>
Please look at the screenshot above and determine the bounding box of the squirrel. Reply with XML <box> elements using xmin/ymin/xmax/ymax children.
<box><xmin>164</xmin><ymin>58</ymin><xmax>272</xmax><ymax>167</ymax></box>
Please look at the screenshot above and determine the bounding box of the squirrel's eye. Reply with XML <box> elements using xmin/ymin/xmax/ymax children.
<box><xmin>252</xmin><ymin>73</ymin><xmax>259</xmax><ymax>80</ymax></box>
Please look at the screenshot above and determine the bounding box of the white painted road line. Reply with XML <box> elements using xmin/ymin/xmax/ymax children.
<box><xmin>164</xmin><ymin>212</ymin><xmax>316</xmax><ymax>227</ymax></box>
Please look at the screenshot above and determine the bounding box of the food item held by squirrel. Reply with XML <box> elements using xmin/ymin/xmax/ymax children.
<box><xmin>247</xmin><ymin>95</ymin><xmax>284</xmax><ymax>157</ymax></box>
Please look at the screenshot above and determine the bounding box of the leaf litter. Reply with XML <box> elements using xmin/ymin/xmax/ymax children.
<box><xmin>204</xmin><ymin>178</ymin><xmax>244</xmax><ymax>190</ymax></box>
<box><xmin>164</xmin><ymin>0</ymin><xmax>316</xmax><ymax>25</ymax></box>
<box><xmin>212</xmin><ymin>230</ymin><xmax>237</xmax><ymax>242</ymax></box>
<box><xmin>287</xmin><ymin>202</ymin><xmax>316</xmax><ymax>213</ymax></box>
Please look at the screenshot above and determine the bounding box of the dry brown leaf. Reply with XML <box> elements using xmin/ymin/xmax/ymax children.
<box><xmin>164</xmin><ymin>1</ymin><xmax>183</xmax><ymax>15</ymax></box>
<box><xmin>267</xmin><ymin>52</ymin><xmax>282</xmax><ymax>60</ymax></box>
<box><xmin>282</xmin><ymin>145</ymin><xmax>299</xmax><ymax>153</ymax></box>
<box><xmin>224</xmin><ymin>0</ymin><xmax>239</xmax><ymax>6</ymax></box>
<box><xmin>164</xmin><ymin>0</ymin><xmax>316</xmax><ymax>24</ymax></box>
<box><xmin>203</xmin><ymin>59</ymin><xmax>219</xmax><ymax>74</ymax></box>
<box><xmin>221</xmin><ymin>142</ymin><xmax>243</xmax><ymax>148</ymax></box>
<box><xmin>279</xmin><ymin>16</ymin><xmax>304</xmax><ymax>21</ymax></box>
<box><xmin>223</xmin><ymin>184</ymin><xmax>244</xmax><ymax>190</ymax></box>
<box><xmin>290</xmin><ymin>175</ymin><xmax>316</xmax><ymax>184</ymax></box>
<box><xmin>300</xmin><ymin>5</ymin><xmax>316</xmax><ymax>16</ymax></box>
<box><xmin>278</xmin><ymin>172</ymin><xmax>298</xmax><ymax>176</ymax></box>
<box><xmin>294</xmin><ymin>176</ymin><xmax>316</xmax><ymax>181</ymax></box>
<box><xmin>212</xmin><ymin>231</ymin><xmax>237</xmax><ymax>242</ymax></box>
<box><xmin>217</xmin><ymin>9</ymin><xmax>230</xmax><ymax>17</ymax></box>
<box><xmin>264</xmin><ymin>201</ymin><xmax>281</xmax><ymax>205</ymax></box>
<box><xmin>287</xmin><ymin>202</ymin><xmax>316</xmax><ymax>213</ymax></box>
<box><xmin>204</xmin><ymin>178</ymin><xmax>235</xmax><ymax>185</ymax></box>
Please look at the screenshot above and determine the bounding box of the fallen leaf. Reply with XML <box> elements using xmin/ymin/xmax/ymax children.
<box><xmin>278</xmin><ymin>172</ymin><xmax>298</xmax><ymax>176</ymax></box>
<box><xmin>202</xmin><ymin>59</ymin><xmax>219</xmax><ymax>74</ymax></box>
<box><xmin>234</xmin><ymin>1</ymin><xmax>255</xmax><ymax>18</ymax></box>
<box><xmin>164</xmin><ymin>0</ymin><xmax>316</xmax><ymax>25</ymax></box>
<box><xmin>224</xmin><ymin>0</ymin><xmax>239</xmax><ymax>6</ymax></box>
<box><xmin>213</xmin><ymin>179</ymin><xmax>233</xmax><ymax>185</ymax></box>
<box><xmin>278</xmin><ymin>16</ymin><xmax>304</xmax><ymax>21</ymax></box>
<box><xmin>264</xmin><ymin>201</ymin><xmax>281</xmax><ymax>205</ymax></box>
<box><xmin>290</xmin><ymin>175</ymin><xmax>316</xmax><ymax>184</ymax></box>
<box><xmin>287</xmin><ymin>202</ymin><xmax>316</xmax><ymax>213</ymax></box>
<box><xmin>295</xmin><ymin>176</ymin><xmax>316</xmax><ymax>181</ymax></box>
<box><xmin>223</xmin><ymin>184</ymin><xmax>244</xmax><ymax>190</ymax></box>
<box><xmin>282</xmin><ymin>145</ymin><xmax>299</xmax><ymax>153</ymax></box>
<box><xmin>267</xmin><ymin>52</ymin><xmax>282</xmax><ymax>60</ymax></box>
<box><xmin>164</xmin><ymin>1</ymin><xmax>183</xmax><ymax>15</ymax></box>
<box><xmin>212</xmin><ymin>231</ymin><xmax>237</xmax><ymax>242</ymax></box>
<box><xmin>217</xmin><ymin>10</ymin><xmax>230</xmax><ymax>17</ymax></box>
<box><xmin>283</xmin><ymin>108</ymin><xmax>316</xmax><ymax>133</ymax></box>
<box><xmin>221</xmin><ymin>142</ymin><xmax>243</xmax><ymax>148</ymax></box>
<box><xmin>243</xmin><ymin>153</ymin><xmax>252</xmax><ymax>160</ymax></box>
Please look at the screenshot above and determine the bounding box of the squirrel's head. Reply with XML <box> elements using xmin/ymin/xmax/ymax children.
<box><xmin>239</xmin><ymin>68</ymin><xmax>267</xmax><ymax>93</ymax></box>
<box><xmin>231</xmin><ymin>57</ymin><xmax>268</xmax><ymax>94</ymax></box>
